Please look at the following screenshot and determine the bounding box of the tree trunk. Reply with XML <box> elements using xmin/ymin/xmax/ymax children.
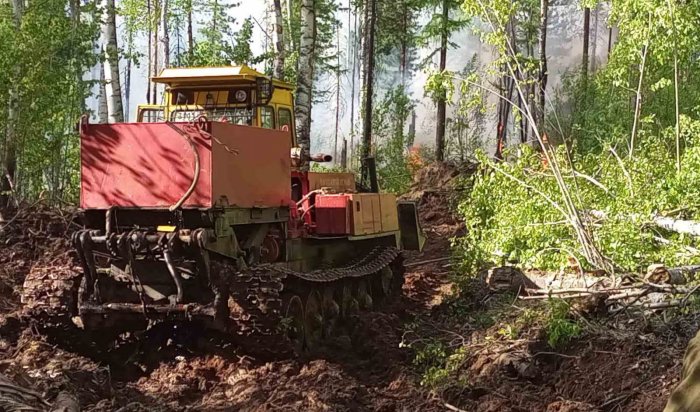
<box><xmin>582</xmin><ymin>7</ymin><xmax>590</xmax><ymax>79</ymax></box>
<box><xmin>147</xmin><ymin>0</ymin><xmax>152</xmax><ymax>104</ymax></box>
<box><xmin>349</xmin><ymin>4</ymin><xmax>359</xmax><ymax>169</ymax></box>
<box><xmin>125</xmin><ymin>32</ymin><xmax>132</xmax><ymax>122</ymax></box>
<box><xmin>101</xmin><ymin>0</ymin><xmax>124</xmax><ymax>123</ymax></box>
<box><xmin>187</xmin><ymin>0</ymin><xmax>193</xmax><ymax>53</ymax></box>
<box><xmin>295</xmin><ymin>0</ymin><xmax>316</xmax><ymax>171</ymax></box>
<box><xmin>630</xmin><ymin>42</ymin><xmax>648</xmax><ymax>159</ymax></box>
<box><xmin>590</xmin><ymin>4</ymin><xmax>599</xmax><ymax>72</ymax></box>
<box><xmin>2</xmin><ymin>0</ymin><xmax>23</xmax><ymax>206</ymax></box>
<box><xmin>361</xmin><ymin>0</ymin><xmax>376</xmax><ymax>162</ymax></box>
<box><xmin>160</xmin><ymin>0</ymin><xmax>169</xmax><ymax>70</ymax></box>
<box><xmin>271</xmin><ymin>0</ymin><xmax>285</xmax><ymax>79</ymax></box>
<box><xmin>435</xmin><ymin>0</ymin><xmax>448</xmax><ymax>162</ymax></box>
<box><xmin>97</xmin><ymin>54</ymin><xmax>109</xmax><ymax>123</ymax></box>
<box><xmin>400</xmin><ymin>3</ymin><xmax>408</xmax><ymax>84</ymax></box>
<box><xmin>334</xmin><ymin>22</ymin><xmax>341</xmax><ymax>163</ymax></box>
<box><xmin>287</xmin><ymin>0</ymin><xmax>297</xmax><ymax>52</ymax></box>
<box><xmin>151</xmin><ymin>0</ymin><xmax>160</xmax><ymax>104</ymax></box>
<box><xmin>537</xmin><ymin>0</ymin><xmax>549</xmax><ymax>134</ymax></box>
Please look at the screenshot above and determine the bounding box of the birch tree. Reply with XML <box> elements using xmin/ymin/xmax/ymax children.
<box><xmin>98</xmin><ymin>51</ymin><xmax>109</xmax><ymax>123</ymax></box>
<box><xmin>271</xmin><ymin>0</ymin><xmax>285</xmax><ymax>79</ymax></box>
<box><xmin>295</xmin><ymin>0</ymin><xmax>316</xmax><ymax>170</ymax></box>
<box><xmin>100</xmin><ymin>0</ymin><xmax>124</xmax><ymax>122</ymax></box>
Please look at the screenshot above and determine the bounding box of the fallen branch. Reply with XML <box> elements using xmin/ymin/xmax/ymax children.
<box><xmin>405</xmin><ymin>256</ymin><xmax>452</xmax><ymax>268</ymax></box>
<box><xmin>445</xmin><ymin>403</ymin><xmax>468</xmax><ymax>412</ymax></box>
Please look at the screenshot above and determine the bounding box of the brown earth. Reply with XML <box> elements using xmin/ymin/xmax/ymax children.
<box><xmin>0</xmin><ymin>166</ymin><xmax>694</xmax><ymax>411</ymax></box>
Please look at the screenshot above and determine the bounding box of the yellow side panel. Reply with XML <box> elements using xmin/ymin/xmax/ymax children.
<box><xmin>379</xmin><ymin>194</ymin><xmax>400</xmax><ymax>232</ymax></box>
<box><xmin>349</xmin><ymin>193</ymin><xmax>381</xmax><ymax>235</ymax></box>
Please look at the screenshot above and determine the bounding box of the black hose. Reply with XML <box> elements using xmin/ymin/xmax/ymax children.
<box><xmin>163</xmin><ymin>233</ymin><xmax>185</xmax><ymax>304</ymax></box>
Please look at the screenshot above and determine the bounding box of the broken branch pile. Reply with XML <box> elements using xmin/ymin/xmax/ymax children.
<box><xmin>485</xmin><ymin>265</ymin><xmax>700</xmax><ymax>312</ymax></box>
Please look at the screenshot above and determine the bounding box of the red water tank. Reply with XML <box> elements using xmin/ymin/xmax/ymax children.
<box><xmin>315</xmin><ymin>194</ymin><xmax>351</xmax><ymax>235</ymax></box>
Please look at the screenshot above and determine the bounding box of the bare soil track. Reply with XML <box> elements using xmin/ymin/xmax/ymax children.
<box><xmin>0</xmin><ymin>169</ymin><xmax>695</xmax><ymax>411</ymax></box>
<box><xmin>0</xmin><ymin>202</ymin><xmax>451</xmax><ymax>412</ymax></box>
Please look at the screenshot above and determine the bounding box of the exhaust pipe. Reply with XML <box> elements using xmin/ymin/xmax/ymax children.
<box><xmin>310</xmin><ymin>153</ymin><xmax>333</xmax><ymax>163</ymax></box>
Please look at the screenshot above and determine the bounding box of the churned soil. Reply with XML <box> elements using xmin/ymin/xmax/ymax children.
<box><xmin>0</xmin><ymin>166</ymin><xmax>693</xmax><ymax>412</ymax></box>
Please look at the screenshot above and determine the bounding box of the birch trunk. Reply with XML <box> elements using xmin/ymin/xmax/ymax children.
<box><xmin>97</xmin><ymin>53</ymin><xmax>109</xmax><ymax>124</ymax></box>
<box><xmin>100</xmin><ymin>0</ymin><xmax>124</xmax><ymax>123</ymax></box>
<box><xmin>582</xmin><ymin>7</ymin><xmax>590</xmax><ymax>78</ymax></box>
<box><xmin>349</xmin><ymin>4</ymin><xmax>359</xmax><ymax>169</ymax></box>
<box><xmin>295</xmin><ymin>0</ymin><xmax>316</xmax><ymax>171</ymax></box>
<box><xmin>271</xmin><ymin>0</ymin><xmax>285</xmax><ymax>80</ymax></box>
<box><xmin>124</xmin><ymin>33</ymin><xmax>132</xmax><ymax>122</ymax></box>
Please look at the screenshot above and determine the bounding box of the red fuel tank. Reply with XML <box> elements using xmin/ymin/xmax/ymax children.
<box><xmin>80</xmin><ymin>121</ymin><xmax>292</xmax><ymax>209</ymax></box>
<box><xmin>314</xmin><ymin>194</ymin><xmax>351</xmax><ymax>235</ymax></box>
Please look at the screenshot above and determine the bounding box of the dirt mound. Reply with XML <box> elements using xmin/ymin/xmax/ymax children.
<box><xmin>402</xmin><ymin>162</ymin><xmax>474</xmax><ymax>229</ymax></box>
<box><xmin>0</xmin><ymin>204</ymin><xmax>78</xmax><ymax>316</ymax></box>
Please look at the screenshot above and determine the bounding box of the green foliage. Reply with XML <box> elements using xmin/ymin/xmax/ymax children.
<box><xmin>411</xmin><ymin>339</ymin><xmax>470</xmax><ymax>388</ymax></box>
<box><xmin>445</xmin><ymin>54</ymin><xmax>486</xmax><ymax>161</ymax></box>
<box><xmin>457</xmin><ymin>131</ymin><xmax>700</xmax><ymax>273</ymax></box>
<box><xmin>545</xmin><ymin>299</ymin><xmax>581</xmax><ymax>348</ymax></box>
<box><xmin>372</xmin><ymin>86</ymin><xmax>415</xmax><ymax>194</ymax></box>
<box><xmin>0</xmin><ymin>0</ymin><xmax>98</xmax><ymax>201</ymax></box>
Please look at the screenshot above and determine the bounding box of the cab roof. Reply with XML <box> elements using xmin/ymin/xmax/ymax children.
<box><xmin>152</xmin><ymin>65</ymin><xmax>293</xmax><ymax>89</ymax></box>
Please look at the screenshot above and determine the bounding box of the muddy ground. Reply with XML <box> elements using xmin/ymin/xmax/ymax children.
<box><xmin>0</xmin><ymin>166</ymin><xmax>695</xmax><ymax>411</ymax></box>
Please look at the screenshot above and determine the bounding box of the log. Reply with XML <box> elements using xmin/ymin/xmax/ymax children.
<box><xmin>653</xmin><ymin>216</ymin><xmax>700</xmax><ymax>236</ymax></box>
<box><xmin>485</xmin><ymin>266</ymin><xmax>539</xmax><ymax>292</ymax></box>
<box><xmin>644</xmin><ymin>264</ymin><xmax>700</xmax><ymax>285</ymax></box>
<box><xmin>590</xmin><ymin>209</ymin><xmax>700</xmax><ymax>238</ymax></box>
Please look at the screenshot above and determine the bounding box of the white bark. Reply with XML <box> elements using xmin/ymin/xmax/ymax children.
<box><xmin>295</xmin><ymin>0</ymin><xmax>316</xmax><ymax>171</ymax></box>
<box><xmin>97</xmin><ymin>53</ymin><xmax>108</xmax><ymax>124</ymax></box>
<box><xmin>271</xmin><ymin>0</ymin><xmax>285</xmax><ymax>79</ymax></box>
<box><xmin>100</xmin><ymin>0</ymin><xmax>124</xmax><ymax>123</ymax></box>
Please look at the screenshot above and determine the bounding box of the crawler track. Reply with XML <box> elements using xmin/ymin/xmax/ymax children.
<box><xmin>20</xmin><ymin>246</ymin><xmax>405</xmax><ymax>356</ymax></box>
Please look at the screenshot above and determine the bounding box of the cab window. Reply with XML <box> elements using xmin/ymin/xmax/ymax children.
<box><xmin>261</xmin><ymin>106</ymin><xmax>275</xmax><ymax>129</ymax></box>
<box><xmin>139</xmin><ymin>108</ymin><xmax>165</xmax><ymax>123</ymax></box>
<box><xmin>279</xmin><ymin>108</ymin><xmax>293</xmax><ymax>132</ymax></box>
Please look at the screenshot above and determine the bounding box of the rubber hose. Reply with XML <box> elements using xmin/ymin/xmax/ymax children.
<box><xmin>166</xmin><ymin>122</ymin><xmax>201</xmax><ymax>211</ymax></box>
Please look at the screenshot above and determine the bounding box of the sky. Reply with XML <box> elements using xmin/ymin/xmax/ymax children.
<box><xmin>97</xmin><ymin>0</ymin><xmax>614</xmax><ymax>158</ymax></box>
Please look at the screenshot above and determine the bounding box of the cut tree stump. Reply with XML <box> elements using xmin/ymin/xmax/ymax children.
<box><xmin>644</xmin><ymin>264</ymin><xmax>700</xmax><ymax>285</ymax></box>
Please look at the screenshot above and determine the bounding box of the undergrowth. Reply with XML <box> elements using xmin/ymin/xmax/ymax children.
<box><xmin>405</xmin><ymin>283</ymin><xmax>584</xmax><ymax>390</ymax></box>
<box><xmin>456</xmin><ymin>118</ymin><xmax>700</xmax><ymax>273</ymax></box>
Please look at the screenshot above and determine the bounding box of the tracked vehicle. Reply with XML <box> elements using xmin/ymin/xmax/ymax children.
<box><xmin>22</xmin><ymin>66</ymin><xmax>424</xmax><ymax>353</ymax></box>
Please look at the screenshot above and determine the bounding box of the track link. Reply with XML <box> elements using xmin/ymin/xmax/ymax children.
<box><xmin>222</xmin><ymin>246</ymin><xmax>405</xmax><ymax>355</ymax></box>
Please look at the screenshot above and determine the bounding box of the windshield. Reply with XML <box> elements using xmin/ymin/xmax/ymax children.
<box><xmin>170</xmin><ymin>108</ymin><xmax>255</xmax><ymax>125</ymax></box>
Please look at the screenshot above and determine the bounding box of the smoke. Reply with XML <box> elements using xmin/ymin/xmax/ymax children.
<box><xmin>92</xmin><ymin>0</ymin><xmax>613</xmax><ymax>158</ymax></box>
<box><xmin>311</xmin><ymin>0</ymin><xmax>614</xmax><ymax>156</ymax></box>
